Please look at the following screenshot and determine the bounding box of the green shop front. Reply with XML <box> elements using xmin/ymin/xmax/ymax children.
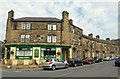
<box><xmin>5</xmin><ymin>44</ymin><xmax>71</xmax><ymax>61</ymax></box>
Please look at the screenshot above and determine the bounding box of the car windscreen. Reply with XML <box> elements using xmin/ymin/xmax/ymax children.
<box><xmin>46</xmin><ymin>59</ymin><xmax>52</xmax><ymax>62</ymax></box>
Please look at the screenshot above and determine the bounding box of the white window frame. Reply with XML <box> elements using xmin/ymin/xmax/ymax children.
<box><xmin>47</xmin><ymin>35</ymin><xmax>51</xmax><ymax>42</ymax></box>
<box><xmin>26</xmin><ymin>24</ymin><xmax>31</xmax><ymax>29</ymax></box>
<box><xmin>26</xmin><ymin>35</ymin><xmax>30</xmax><ymax>42</ymax></box>
<box><xmin>52</xmin><ymin>35</ymin><xmax>56</xmax><ymax>43</ymax></box>
<box><xmin>53</xmin><ymin>25</ymin><xmax>56</xmax><ymax>30</ymax></box>
<box><xmin>21</xmin><ymin>35</ymin><xmax>25</xmax><ymax>42</ymax></box>
<box><xmin>48</xmin><ymin>24</ymin><xmax>52</xmax><ymax>30</ymax></box>
<box><xmin>21</xmin><ymin>24</ymin><xmax>26</xmax><ymax>29</ymax></box>
<box><xmin>78</xmin><ymin>39</ymin><xmax>81</xmax><ymax>45</ymax></box>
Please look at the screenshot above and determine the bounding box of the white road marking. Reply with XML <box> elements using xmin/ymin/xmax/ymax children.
<box><xmin>55</xmin><ymin>72</ymin><xmax>72</xmax><ymax>77</ymax></box>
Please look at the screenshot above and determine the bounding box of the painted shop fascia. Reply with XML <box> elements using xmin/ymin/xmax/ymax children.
<box><xmin>5</xmin><ymin>44</ymin><xmax>71</xmax><ymax>60</ymax></box>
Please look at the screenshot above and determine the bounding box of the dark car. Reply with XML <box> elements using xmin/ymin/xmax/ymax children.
<box><xmin>115</xmin><ymin>57</ymin><xmax>120</xmax><ymax>67</ymax></box>
<box><xmin>82</xmin><ymin>57</ymin><xmax>95</xmax><ymax>64</ymax></box>
<box><xmin>93</xmin><ymin>57</ymin><xmax>103</xmax><ymax>63</ymax></box>
<box><xmin>67</xmin><ymin>58</ymin><xmax>83</xmax><ymax>67</ymax></box>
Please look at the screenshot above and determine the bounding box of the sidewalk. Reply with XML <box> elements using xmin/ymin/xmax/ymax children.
<box><xmin>0</xmin><ymin>66</ymin><xmax>42</xmax><ymax>71</ymax></box>
<box><xmin>3</xmin><ymin>67</ymin><xmax>43</xmax><ymax>72</ymax></box>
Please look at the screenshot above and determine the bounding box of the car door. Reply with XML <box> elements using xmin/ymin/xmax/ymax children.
<box><xmin>54</xmin><ymin>59</ymin><xmax>59</xmax><ymax>68</ymax></box>
<box><xmin>59</xmin><ymin>59</ymin><xmax>65</xmax><ymax>68</ymax></box>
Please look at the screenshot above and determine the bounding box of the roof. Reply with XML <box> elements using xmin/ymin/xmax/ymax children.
<box><xmin>14</xmin><ymin>17</ymin><xmax>62</xmax><ymax>22</ymax></box>
<box><xmin>82</xmin><ymin>34</ymin><xmax>118</xmax><ymax>45</ymax></box>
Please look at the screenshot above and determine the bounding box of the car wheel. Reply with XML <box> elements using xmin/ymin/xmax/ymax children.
<box><xmin>89</xmin><ymin>62</ymin><xmax>92</xmax><ymax>64</ymax></box>
<box><xmin>81</xmin><ymin>63</ymin><xmax>83</xmax><ymax>66</ymax></box>
<box><xmin>65</xmin><ymin>64</ymin><xmax>68</xmax><ymax>68</ymax></box>
<box><xmin>52</xmin><ymin>65</ymin><xmax>56</xmax><ymax>71</ymax></box>
<box><xmin>74</xmin><ymin>64</ymin><xmax>77</xmax><ymax>67</ymax></box>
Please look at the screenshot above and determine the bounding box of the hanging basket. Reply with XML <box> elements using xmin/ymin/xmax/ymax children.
<box><xmin>10</xmin><ymin>51</ymin><xmax>14</xmax><ymax>54</ymax></box>
<box><xmin>57</xmin><ymin>52</ymin><xmax>61</xmax><ymax>55</ymax></box>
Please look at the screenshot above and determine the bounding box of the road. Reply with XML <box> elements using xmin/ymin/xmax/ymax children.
<box><xmin>2</xmin><ymin>60</ymin><xmax>119</xmax><ymax>77</ymax></box>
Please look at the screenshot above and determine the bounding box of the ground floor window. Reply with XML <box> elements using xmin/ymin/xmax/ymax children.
<box><xmin>41</xmin><ymin>48</ymin><xmax>56</xmax><ymax>59</ymax></box>
<box><xmin>16</xmin><ymin>48</ymin><xmax>32</xmax><ymax>59</ymax></box>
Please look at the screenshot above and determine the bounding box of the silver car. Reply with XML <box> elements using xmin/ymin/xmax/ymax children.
<box><xmin>43</xmin><ymin>58</ymin><xmax>69</xmax><ymax>70</ymax></box>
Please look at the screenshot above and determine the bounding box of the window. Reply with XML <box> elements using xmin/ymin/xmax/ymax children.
<box><xmin>73</xmin><ymin>29</ymin><xmax>74</xmax><ymax>33</ymax></box>
<box><xmin>78</xmin><ymin>39</ymin><xmax>81</xmax><ymax>45</ymax></box>
<box><xmin>26</xmin><ymin>24</ymin><xmax>31</xmax><ymax>29</ymax></box>
<box><xmin>52</xmin><ymin>35</ymin><xmax>56</xmax><ymax>43</ymax></box>
<box><xmin>48</xmin><ymin>24</ymin><xmax>52</xmax><ymax>30</ymax></box>
<box><xmin>21</xmin><ymin>23</ymin><xmax>31</xmax><ymax>30</ymax></box>
<box><xmin>53</xmin><ymin>25</ymin><xmax>56</xmax><ymax>30</ymax></box>
<box><xmin>78</xmin><ymin>32</ymin><xmax>79</xmax><ymax>34</ymax></box>
<box><xmin>21</xmin><ymin>35</ymin><xmax>25</xmax><ymax>42</ymax></box>
<box><xmin>47</xmin><ymin>35</ymin><xmax>51</xmax><ymax>42</ymax></box>
<box><xmin>16</xmin><ymin>48</ymin><xmax>32</xmax><ymax>56</ymax></box>
<box><xmin>26</xmin><ymin>35</ymin><xmax>30</xmax><ymax>42</ymax></box>
<box><xmin>21</xmin><ymin>35</ymin><xmax>30</xmax><ymax>42</ymax></box>
<box><xmin>21</xmin><ymin>24</ymin><xmax>26</xmax><ymax>29</ymax></box>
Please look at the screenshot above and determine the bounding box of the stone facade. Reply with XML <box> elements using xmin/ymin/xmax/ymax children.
<box><xmin>4</xmin><ymin>10</ymin><xmax>120</xmax><ymax>65</ymax></box>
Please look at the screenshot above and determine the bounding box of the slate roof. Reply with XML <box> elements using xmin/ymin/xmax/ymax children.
<box><xmin>14</xmin><ymin>17</ymin><xmax>62</xmax><ymax>22</ymax></box>
<box><xmin>82</xmin><ymin>34</ymin><xmax>118</xmax><ymax>45</ymax></box>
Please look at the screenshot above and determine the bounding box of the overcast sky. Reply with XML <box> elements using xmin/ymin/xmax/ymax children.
<box><xmin>0</xmin><ymin>0</ymin><xmax>119</xmax><ymax>42</ymax></box>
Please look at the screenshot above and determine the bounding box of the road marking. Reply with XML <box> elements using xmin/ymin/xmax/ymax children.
<box><xmin>55</xmin><ymin>72</ymin><xmax>72</xmax><ymax>77</ymax></box>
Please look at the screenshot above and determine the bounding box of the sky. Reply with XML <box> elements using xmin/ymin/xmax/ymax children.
<box><xmin>0</xmin><ymin>0</ymin><xmax>119</xmax><ymax>42</ymax></box>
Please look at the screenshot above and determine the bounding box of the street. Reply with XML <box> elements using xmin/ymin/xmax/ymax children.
<box><xmin>2</xmin><ymin>60</ymin><xmax>119</xmax><ymax>77</ymax></box>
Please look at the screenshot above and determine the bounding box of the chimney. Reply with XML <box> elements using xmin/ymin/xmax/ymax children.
<box><xmin>96</xmin><ymin>35</ymin><xmax>100</xmax><ymax>39</ymax></box>
<box><xmin>106</xmin><ymin>38</ymin><xmax>110</xmax><ymax>41</ymax></box>
<box><xmin>8</xmin><ymin>9</ymin><xmax>14</xmax><ymax>20</ymax></box>
<box><xmin>69</xmin><ymin>19</ymin><xmax>73</xmax><ymax>24</ymax></box>
<box><xmin>62</xmin><ymin>10</ymin><xmax>69</xmax><ymax>32</ymax></box>
<box><xmin>88</xmin><ymin>33</ymin><xmax>93</xmax><ymax>38</ymax></box>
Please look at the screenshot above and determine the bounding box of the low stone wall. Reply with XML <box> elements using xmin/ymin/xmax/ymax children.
<box><xmin>2</xmin><ymin>59</ymin><xmax>45</xmax><ymax>69</ymax></box>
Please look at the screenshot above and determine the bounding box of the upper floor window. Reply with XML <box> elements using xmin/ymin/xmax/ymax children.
<box><xmin>21</xmin><ymin>23</ymin><xmax>31</xmax><ymax>30</ymax></box>
<box><xmin>72</xmin><ymin>29</ymin><xmax>74</xmax><ymax>33</ymax></box>
<box><xmin>21</xmin><ymin>24</ymin><xmax>26</xmax><ymax>29</ymax></box>
<box><xmin>21</xmin><ymin>35</ymin><xmax>30</xmax><ymax>42</ymax></box>
<box><xmin>52</xmin><ymin>35</ymin><xmax>56</xmax><ymax>43</ymax></box>
<box><xmin>26</xmin><ymin>24</ymin><xmax>31</xmax><ymax>29</ymax></box>
<box><xmin>78</xmin><ymin>31</ymin><xmax>80</xmax><ymax>35</ymax></box>
<box><xmin>53</xmin><ymin>25</ymin><xmax>56</xmax><ymax>30</ymax></box>
<box><xmin>21</xmin><ymin>35</ymin><xmax>25</xmax><ymax>42</ymax></box>
<box><xmin>47</xmin><ymin>34</ymin><xmax>56</xmax><ymax>43</ymax></box>
<box><xmin>47</xmin><ymin>35</ymin><xmax>51</xmax><ymax>42</ymax></box>
<box><xmin>48</xmin><ymin>24</ymin><xmax>52</xmax><ymax>30</ymax></box>
<box><xmin>48</xmin><ymin>24</ymin><xmax>57</xmax><ymax>30</ymax></box>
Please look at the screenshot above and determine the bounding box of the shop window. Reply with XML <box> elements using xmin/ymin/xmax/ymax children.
<box><xmin>16</xmin><ymin>48</ymin><xmax>32</xmax><ymax>57</ymax></box>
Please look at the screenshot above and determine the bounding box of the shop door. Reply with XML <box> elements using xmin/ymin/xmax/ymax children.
<box><xmin>62</xmin><ymin>52</ymin><xmax>65</xmax><ymax>60</ymax></box>
<box><xmin>66</xmin><ymin>52</ymin><xmax>68</xmax><ymax>60</ymax></box>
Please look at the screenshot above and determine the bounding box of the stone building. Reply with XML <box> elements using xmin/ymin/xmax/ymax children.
<box><xmin>4</xmin><ymin>10</ymin><xmax>119</xmax><ymax>65</ymax></box>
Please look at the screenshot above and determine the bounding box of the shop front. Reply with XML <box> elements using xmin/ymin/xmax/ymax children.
<box><xmin>5</xmin><ymin>44</ymin><xmax>71</xmax><ymax>61</ymax></box>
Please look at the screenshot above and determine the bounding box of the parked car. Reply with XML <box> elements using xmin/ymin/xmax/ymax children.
<box><xmin>93</xmin><ymin>57</ymin><xmax>103</xmax><ymax>63</ymax></box>
<box><xmin>103</xmin><ymin>56</ymin><xmax>111</xmax><ymax>61</ymax></box>
<box><xmin>115</xmin><ymin>57</ymin><xmax>120</xmax><ymax>67</ymax></box>
<box><xmin>82</xmin><ymin>57</ymin><xmax>95</xmax><ymax>64</ymax></box>
<box><xmin>110</xmin><ymin>56</ymin><xmax>116</xmax><ymax>60</ymax></box>
<box><xmin>67</xmin><ymin>58</ymin><xmax>83</xmax><ymax>67</ymax></box>
<box><xmin>43</xmin><ymin>58</ymin><xmax>69</xmax><ymax>70</ymax></box>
